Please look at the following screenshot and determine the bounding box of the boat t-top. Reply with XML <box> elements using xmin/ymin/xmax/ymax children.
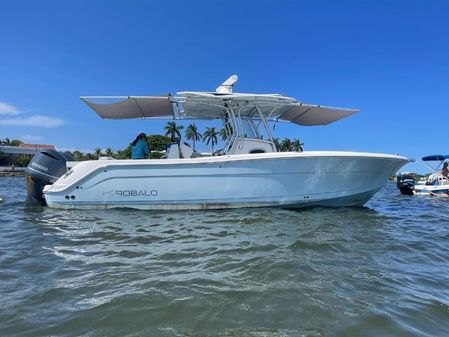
<box><xmin>26</xmin><ymin>75</ymin><xmax>408</xmax><ymax>209</ymax></box>
<box><xmin>397</xmin><ymin>155</ymin><xmax>449</xmax><ymax>196</ymax></box>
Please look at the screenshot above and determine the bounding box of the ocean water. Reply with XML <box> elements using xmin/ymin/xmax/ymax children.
<box><xmin>1</xmin><ymin>176</ymin><xmax>449</xmax><ymax>337</ymax></box>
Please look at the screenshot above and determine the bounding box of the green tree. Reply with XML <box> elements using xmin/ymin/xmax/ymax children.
<box><xmin>94</xmin><ymin>148</ymin><xmax>102</xmax><ymax>159</ymax></box>
<box><xmin>85</xmin><ymin>152</ymin><xmax>96</xmax><ymax>160</ymax></box>
<box><xmin>10</xmin><ymin>139</ymin><xmax>23</xmax><ymax>146</ymax></box>
<box><xmin>64</xmin><ymin>151</ymin><xmax>74</xmax><ymax>159</ymax></box>
<box><xmin>273</xmin><ymin>138</ymin><xmax>281</xmax><ymax>151</ymax></box>
<box><xmin>1</xmin><ymin>138</ymin><xmax>23</xmax><ymax>146</ymax></box>
<box><xmin>203</xmin><ymin>127</ymin><xmax>218</xmax><ymax>152</ymax></box>
<box><xmin>150</xmin><ymin>151</ymin><xmax>164</xmax><ymax>159</ymax></box>
<box><xmin>72</xmin><ymin>150</ymin><xmax>84</xmax><ymax>161</ymax></box>
<box><xmin>15</xmin><ymin>154</ymin><xmax>31</xmax><ymax>167</ymax></box>
<box><xmin>185</xmin><ymin>123</ymin><xmax>202</xmax><ymax>151</ymax></box>
<box><xmin>280</xmin><ymin>138</ymin><xmax>292</xmax><ymax>152</ymax></box>
<box><xmin>164</xmin><ymin>121</ymin><xmax>184</xmax><ymax>142</ymax></box>
<box><xmin>219</xmin><ymin>128</ymin><xmax>228</xmax><ymax>141</ymax></box>
<box><xmin>116</xmin><ymin>145</ymin><xmax>132</xmax><ymax>159</ymax></box>
<box><xmin>290</xmin><ymin>138</ymin><xmax>304</xmax><ymax>152</ymax></box>
<box><xmin>147</xmin><ymin>135</ymin><xmax>172</xmax><ymax>151</ymax></box>
<box><xmin>105</xmin><ymin>147</ymin><xmax>115</xmax><ymax>158</ymax></box>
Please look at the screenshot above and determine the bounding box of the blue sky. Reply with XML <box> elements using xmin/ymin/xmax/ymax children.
<box><xmin>1</xmin><ymin>0</ymin><xmax>448</xmax><ymax>172</ymax></box>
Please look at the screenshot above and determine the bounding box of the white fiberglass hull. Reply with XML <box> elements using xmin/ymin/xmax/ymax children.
<box><xmin>413</xmin><ymin>184</ymin><xmax>449</xmax><ymax>196</ymax></box>
<box><xmin>43</xmin><ymin>151</ymin><xmax>408</xmax><ymax>210</ymax></box>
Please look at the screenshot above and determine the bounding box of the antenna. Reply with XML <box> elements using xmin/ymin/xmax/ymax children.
<box><xmin>216</xmin><ymin>75</ymin><xmax>238</xmax><ymax>93</ymax></box>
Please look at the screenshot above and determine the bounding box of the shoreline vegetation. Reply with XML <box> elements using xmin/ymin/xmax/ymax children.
<box><xmin>0</xmin><ymin>171</ymin><xmax>25</xmax><ymax>177</ymax></box>
<box><xmin>0</xmin><ymin>122</ymin><xmax>426</xmax><ymax>180</ymax></box>
<box><xmin>1</xmin><ymin>122</ymin><xmax>304</xmax><ymax>167</ymax></box>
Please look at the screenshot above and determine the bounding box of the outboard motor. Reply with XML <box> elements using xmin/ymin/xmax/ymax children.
<box><xmin>25</xmin><ymin>150</ymin><xmax>74</xmax><ymax>205</ymax></box>
<box><xmin>396</xmin><ymin>173</ymin><xmax>415</xmax><ymax>196</ymax></box>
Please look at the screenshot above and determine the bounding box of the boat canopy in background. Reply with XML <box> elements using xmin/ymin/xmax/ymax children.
<box><xmin>80</xmin><ymin>96</ymin><xmax>173</xmax><ymax>119</ymax></box>
<box><xmin>422</xmin><ymin>155</ymin><xmax>449</xmax><ymax>161</ymax></box>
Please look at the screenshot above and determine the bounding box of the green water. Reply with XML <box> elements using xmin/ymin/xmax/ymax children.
<box><xmin>1</xmin><ymin>177</ymin><xmax>449</xmax><ymax>336</ymax></box>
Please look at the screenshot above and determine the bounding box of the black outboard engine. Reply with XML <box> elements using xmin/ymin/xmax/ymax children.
<box><xmin>396</xmin><ymin>173</ymin><xmax>415</xmax><ymax>196</ymax></box>
<box><xmin>25</xmin><ymin>150</ymin><xmax>74</xmax><ymax>205</ymax></box>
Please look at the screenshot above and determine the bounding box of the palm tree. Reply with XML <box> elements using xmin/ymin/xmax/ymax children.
<box><xmin>220</xmin><ymin>122</ymin><xmax>233</xmax><ymax>141</ymax></box>
<box><xmin>290</xmin><ymin>138</ymin><xmax>304</xmax><ymax>152</ymax></box>
<box><xmin>85</xmin><ymin>152</ymin><xmax>96</xmax><ymax>161</ymax></box>
<box><xmin>164</xmin><ymin>121</ymin><xmax>184</xmax><ymax>142</ymax></box>
<box><xmin>72</xmin><ymin>150</ymin><xmax>84</xmax><ymax>161</ymax></box>
<box><xmin>94</xmin><ymin>148</ymin><xmax>102</xmax><ymax>159</ymax></box>
<box><xmin>203</xmin><ymin>127</ymin><xmax>218</xmax><ymax>152</ymax></box>
<box><xmin>1</xmin><ymin>138</ymin><xmax>11</xmax><ymax>145</ymax></box>
<box><xmin>273</xmin><ymin>138</ymin><xmax>281</xmax><ymax>152</ymax></box>
<box><xmin>281</xmin><ymin>138</ymin><xmax>292</xmax><ymax>152</ymax></box>
<box><xmin>116</xmin><ymin>144</ymin><xmax>132</xmax><ymax>159</ymax></box>
<box><xmin>219</xmin><ymin>128</ymin><xmax>228</xmax><ymax>141</ymax></box>
<box><xmin>185</xmin><ymin>123</ymin><xmax>202</xmax><ymax>151</ymax></box>
<box><xmin>105</xmin><ymin>147</ymin><xmax>115</xmax><ymax>158</ymax></box>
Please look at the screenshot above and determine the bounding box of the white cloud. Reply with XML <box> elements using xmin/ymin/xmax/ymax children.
<box><xmin>0</xmin><ymin>100</ymin><xmax>65</xmax><ymax>128</ymax></box>
<box><xmin>0</xmin><ymin>102</ymin><xmax>20</xmax><ymax>115</ymax></box>
<box><xmin>0</xmin><ymin>115</ymin><xmax>65</xmax><ymax>128</ymax></box>
<box><xmin>21</xmin><ymin>134</ymin><xmax>44</xmax><ymax>142</ymax></box>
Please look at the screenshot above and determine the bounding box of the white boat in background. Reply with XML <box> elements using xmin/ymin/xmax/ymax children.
<box><xmin>26</xmin><ymin>75</ymin><xmax>408</xmax><ymax>209</ymax></box>
<box><xmin>397</xmin><ymin>155</ymin><xmax>449</xmax><ymax>196</ymax></box>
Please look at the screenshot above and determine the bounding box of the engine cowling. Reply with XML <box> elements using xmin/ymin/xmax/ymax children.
<box><xmin>396</xmin><ymin>173</ymin><xmax>415</xmax><ymax>196</ymax></box>
<box><xmin>25</xmin><ymin>150</ymin><xmax>74</xmax><ymax>205</ymax></box>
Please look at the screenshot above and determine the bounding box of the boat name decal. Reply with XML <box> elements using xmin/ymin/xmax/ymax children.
<box><xmin>116</xmin><ymin>189</ymin><xmax>158</xmax><ymax>197</ymax></box>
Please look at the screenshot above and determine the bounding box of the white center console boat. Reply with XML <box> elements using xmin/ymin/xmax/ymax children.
<box><xmin>27</xmin><ymin>75</ymin><xmax>409</xmax><ymax>209</ymax></box>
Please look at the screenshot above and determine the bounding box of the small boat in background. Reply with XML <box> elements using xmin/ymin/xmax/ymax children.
<box><xmin>397</xmin><ymin>155</ymin><xmax>449</xmax><ymax>196</ymax></box>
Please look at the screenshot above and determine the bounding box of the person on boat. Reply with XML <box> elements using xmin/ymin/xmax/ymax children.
<box><xmin>442</xmin><ymin>162</ymin><xmax>449</xmax><ymax>178</ymax></box>
<box><xmin>131</xmin><ymin>133</ymin><xmax>149</xmax><ymax>159</ymax></box>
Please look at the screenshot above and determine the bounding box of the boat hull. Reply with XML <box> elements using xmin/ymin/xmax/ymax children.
<box><xmin>43</xmin><ymin>152</ymin><xmax>408</xmax><ymax>210</ymax></box>
<box><xmin>413</xmin><ymin>184</ymin><xmax>449</xmax><ymax>196</ymax></box>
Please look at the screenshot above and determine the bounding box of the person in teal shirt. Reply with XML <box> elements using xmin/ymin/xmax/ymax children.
<box><xmin>131</xmin><ymin>133</ymin><xmax>149</xmax><ymax>159</ymax></box>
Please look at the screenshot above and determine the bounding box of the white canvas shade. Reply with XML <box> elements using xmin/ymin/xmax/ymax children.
<box><xmin>81</xmin><ymin>93</ymin><xmax>358</xmax><ymax>126</ymax></box>
<box><xmin>279</xmin><ymin>103</ymin><xmax>359</xmax><ymax>126</ymax></box>
<box><xmin>81</xmin><ymin>96</ymin><xmax>173</xmax><ymax>119</ymax></box>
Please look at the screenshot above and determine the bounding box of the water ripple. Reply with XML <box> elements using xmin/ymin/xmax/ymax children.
<box><xmin>1</xmin><ymin>177</ymin><xmax>449</xmax><ymax>336</ymax></box>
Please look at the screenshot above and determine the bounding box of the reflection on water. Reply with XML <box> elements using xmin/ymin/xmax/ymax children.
<box><xmin>1</xmin><ymin>177</ymin><xmax>449</xmax><ymax>336</ymax></box>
